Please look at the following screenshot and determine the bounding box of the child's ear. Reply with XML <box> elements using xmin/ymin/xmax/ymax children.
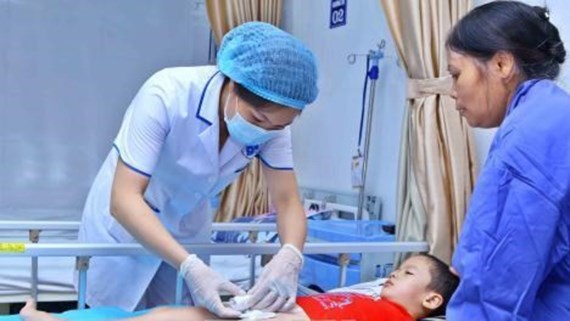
<box><xmin>422</xmin><ymin>292</ymin><xmax>443</xmax><ymax>311</ymax></box>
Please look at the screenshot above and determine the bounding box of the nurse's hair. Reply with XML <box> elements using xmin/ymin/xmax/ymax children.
<box><xmin>233</xmin><ymin>81</ymin><xmax>281</xmax><ymax>111</ymax></box>
<box><xmin>446</xmin><ymin>1</ymin><xmax>566</xmax><ymax>80</ymax></box>
<box><xmin>416</xmin><ymin>254</ymin><xmax>460</xmax><ymax>317</ymax></box>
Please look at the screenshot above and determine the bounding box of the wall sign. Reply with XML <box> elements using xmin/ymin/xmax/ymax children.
<box><xmin>330</xmin><ymin>0</ymin><xmax>347</xmax><ymax>29</ymax></box>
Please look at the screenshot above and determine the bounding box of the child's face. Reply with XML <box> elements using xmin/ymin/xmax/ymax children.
<box><xmin>381</xmin><ymin>256</ymin><xmax>433</xmax><ymax>313</ymax></box>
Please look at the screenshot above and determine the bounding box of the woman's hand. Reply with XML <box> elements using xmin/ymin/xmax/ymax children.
<box><xmin>180</xmin><ymin>254</ymin><xmax>245</xmax><ymax>317</ymax></box>
<box><xmin>245</xmin><ymin>244</ymin><xmax>304</xmax><ymax>312</ymax></box>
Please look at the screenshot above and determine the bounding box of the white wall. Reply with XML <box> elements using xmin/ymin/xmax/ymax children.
<box><xmin>283</xmin><ymin>0</ymin><xmax>407</xmax><ymax>221</ymax></box>
<box><xmin>285</xmin><ymin>0</ymin><xmax>570</xmax><ymax>221</ymax></box>
<box><xmin>0</xmin><ymin>0</ymin><xmax>211</xmax><ymax>220</ymax></box>
<box><xmin>471</xmin><ymin>0</ymin><xmax>570</xmax><ymax>162</ymax></box>
<box><xmin>2</xmin><ymin>0</ymin><xmax>567</xmax><ymax>224</ymax></box>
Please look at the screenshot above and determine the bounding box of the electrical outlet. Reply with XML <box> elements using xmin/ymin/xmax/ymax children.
<box><xmin>365</xmin><ymin>195</ymin><xmax>382</xmax><ymax>219</ymax></box>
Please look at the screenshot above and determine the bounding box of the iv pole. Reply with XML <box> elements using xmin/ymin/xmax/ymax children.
<box><xmin>348</xmin><ymin>42</ymin><xmax>385</xmax><ymax>220</ymax></box>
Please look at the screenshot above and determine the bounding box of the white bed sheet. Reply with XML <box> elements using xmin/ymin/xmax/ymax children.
<box><xmin>0</xmin><ymin>230</ymin><xmax>78</xmax><ymax>303</ymax></box>
<box><xmin>210</xmin><ymin>255</ymin><xmax>262</xmax><ymax>290</ymax></box>
<box><xmin>0</xmin><ymin>257</ymin><xmax>77</xmax><ymax>303</ymax></box>
<box><xmin>0</xmin><ymin>233</ymin><xmax>262</xmax><ymax>303</ymax></box>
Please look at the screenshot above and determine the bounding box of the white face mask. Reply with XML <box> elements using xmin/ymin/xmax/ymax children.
<box><xmin>223</xmin><ymin>89</ymin><xmax>281</xmax><ymax>146</ymax></box>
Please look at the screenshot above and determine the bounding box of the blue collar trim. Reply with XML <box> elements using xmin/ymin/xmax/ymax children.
<box><xmin>196</xmin><ymin>71</ymin><xmax>221</xmax><ymax>126</ymax></box>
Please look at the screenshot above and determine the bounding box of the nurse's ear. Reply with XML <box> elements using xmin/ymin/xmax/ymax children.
<box><xmin>490</xmin><ymin>51</ymin><xmax>519</xmax><ymax>82</ymax></box>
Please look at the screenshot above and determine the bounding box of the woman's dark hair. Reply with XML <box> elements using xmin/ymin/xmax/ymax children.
<box><xmin>446</xmin><ymin>1</ymin><xmax>566</xmax><ymax>80</ymax></box>
<box><xmin>417</xmin><ymin>254</ymin><xmax>460</xmax><ymax>317</ymax></box>
<box><xmin>235</xmin><ymin>82</ymin><xmax>273</xmax><ymax>109</ymax></box>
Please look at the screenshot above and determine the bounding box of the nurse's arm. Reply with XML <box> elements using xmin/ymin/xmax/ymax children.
<box><xmin>263</xmin><ymin>167</ymin><xmax>306</xmax><ymax>251</ymax></box>
<box><xmin>110</xmin><ymin>158</ymin><xmax>190</xmax><ymax>268</ymax></box>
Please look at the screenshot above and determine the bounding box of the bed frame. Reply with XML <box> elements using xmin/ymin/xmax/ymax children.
<box><xmin>0</xmin><ymin>220</ymin><xmax>427</xmax><ymax>309</ymax></box>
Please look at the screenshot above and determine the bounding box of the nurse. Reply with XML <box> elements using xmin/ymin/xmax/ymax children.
<box><xmin>77</xmin><ymin>22</ymin><xmax>318</xmax><ymax>318</ymax></box>
<box><xmin>445</xmin><ymin>2</ymin><xmax>569</xmax><ymax>321</ymax></box>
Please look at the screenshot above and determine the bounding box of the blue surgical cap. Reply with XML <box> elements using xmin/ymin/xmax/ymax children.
<box><xmin>217</xmin><ymin>22</ymin><xmax>319</xmax><ymax>110</ymax></box>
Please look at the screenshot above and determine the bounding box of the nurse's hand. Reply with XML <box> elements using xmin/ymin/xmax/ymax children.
<box><xmin>246</xmin><ymin>244</ymin><xmax>304</xmax><ymax>312</ymax></box>
<box><xmin>180</xmin><ymin>254</ymin><xmax>244</xmax><ymax>318</ymax></box>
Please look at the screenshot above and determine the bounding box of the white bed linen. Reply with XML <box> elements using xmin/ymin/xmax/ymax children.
<box><xmin>0</xmin><ymin>257</ymin><xmax>76</xmax><ymax>303</ymax></box>
<box><xmin>0</xmin><ymin>236</ymin><xmax>261</xmax><ymax>303</ymax></box>
<box><xmin>210</xmin><ymin>255</ymin><xmax>262</xmax><ymax>290</ymax></box>
<box><xmin>0</xmin><ymin>230</ymin><xmax>78</xmax><ymax>303</ymax></box>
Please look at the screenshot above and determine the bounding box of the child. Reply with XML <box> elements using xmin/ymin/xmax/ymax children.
<box><xmin>19</xmin><ymin>254</ymin><xmax>458</xmax><ymax>321</ymax></box>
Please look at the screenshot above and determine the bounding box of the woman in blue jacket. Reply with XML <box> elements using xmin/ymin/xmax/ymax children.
<box><xmin>445</xmin><ymin>1</ymin><xmax>569</xmax><ymax>320</ymax></box>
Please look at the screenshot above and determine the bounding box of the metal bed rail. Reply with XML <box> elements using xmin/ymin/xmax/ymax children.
<box><xmin>0</xmin><ymin>221</ymin><xmax>428</xmax><ymax>309</ymax></box>
<box><xmin>0</xmin><ymin>241</ymin><xmax>428</xmax><ymax>309</ymax></box>
<box><xmin>0</xmin><ymin>221</ymin><xmax>278</xmax><ymax>302</ymax></box>
<box><xmin>0</xmin><ymin>242</ymin><xmax>429</xmax><ymax>257</ymax></box>
<box><xmin>0</xmin><ymin>221</ymin><xmax>278</xmax><ymax>304</ymax></box>
<box><xmin>0</xmin><ymin>221</ymin><xmax>278</xmax><ymax>232</ymax></box>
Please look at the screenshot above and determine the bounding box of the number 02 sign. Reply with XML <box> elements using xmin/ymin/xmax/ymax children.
<box><xmin>330</xmin><ymin>0</ymin><xmax>347</xmax><ymax>29</ymax></box>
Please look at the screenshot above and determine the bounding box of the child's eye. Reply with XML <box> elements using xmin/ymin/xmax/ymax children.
<box><xmin>405</xmin><ymin>271</ymin><xmax>414</xmax><ymax>275</ymax></box>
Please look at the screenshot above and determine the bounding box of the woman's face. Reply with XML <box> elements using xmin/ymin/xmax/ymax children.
<box><xmin>225</xmin><ymin>83</ymin><xmax>300</xmax><ymax>131</ymax></box>
<box><xmin>447</xmin><ymin>50</ymin><xmax>514</xmax><ymax>128</ymax></box>
<box><xmin>234</xmin><ymin>95</ymin><xmax>300</xmax><ymax>131</ymax></box>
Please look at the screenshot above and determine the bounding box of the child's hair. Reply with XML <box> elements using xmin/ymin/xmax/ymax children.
<box><xmin>417</xmin><ymin>254</ymin><xmax>460</xmax><ymax>317</ymax></box>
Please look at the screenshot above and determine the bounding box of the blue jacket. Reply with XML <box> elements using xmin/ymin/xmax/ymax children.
<box><xmin>447</xmin><ymin>79</ymin><xmax>570</xmax><ymax>321</ymax></box>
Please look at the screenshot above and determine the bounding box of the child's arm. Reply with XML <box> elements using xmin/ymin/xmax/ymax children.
<box><xmin>124</xmin><ymin>306</ymin><xmax>213</xmax><ymax>321</ymax></box>
<box><xmin>19</xmin><ymin>299</ymin><xmax>310</xmax><ymax>321</ymax></box>
<box><xmin>127</xmin><ymin>306</ymin><xmax>310</xmax><ymax>321</ymax></box>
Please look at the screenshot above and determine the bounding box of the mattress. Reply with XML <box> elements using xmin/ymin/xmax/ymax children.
<box><xmin>0</xmin><ymin>209</ymin><xmax>326</xmax><ymax>303</ymax></box>
<box><xmin>0</xmin><ymin>223</ymin><xmax>269</xmax><ymax>303</ymax></box>
<box><xmin>0</xmin><ymin>229</ymin><xmax>78</xmax><ymax>303</ymax></box>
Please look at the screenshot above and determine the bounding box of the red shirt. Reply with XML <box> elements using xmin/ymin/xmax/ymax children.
<box><xmin>297</xmin><ymin>293</ymin><xmax>414</xmax><ymax>321</ymax></box>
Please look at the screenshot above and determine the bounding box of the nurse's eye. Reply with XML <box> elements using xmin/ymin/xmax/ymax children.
<box><xmin>249</xmin><ymin>111</ymin><xmax>266</xmax><ymax>123</ymax></box>
<box><xmin>247</xmin><ymin>113</ymin><xmax>264</xmax><ymax>125</ymax></box>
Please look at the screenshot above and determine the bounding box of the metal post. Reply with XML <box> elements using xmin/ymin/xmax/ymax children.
<box><xmin>356</xmin><ymin>78</ymin><xmax>378</xmax><ymax>220</ymax></box>
<box><xmin>76</xmin><ymin>256</ymin><xmax>91</xmax><ymax>309</ymax></box>
<box><xmin>357</xmin><ymin>43</ymin><xmax>384</xmax><ymax>220</ymax></box>
<box><xmin>337</xmin><ymin>253</ymin><xmax>350</xmax><ymax>288</ymax></box>
<box><xmin>248</xmin><ymin>231</ymin><xmax>259</xmax><ymax>289</ymax></box>
<box><xmin>29</xmin><ymin>229</ymin><xmax>40</xmax><ymax>302</ymax></box>
<box><xmin>175</xmin><ymin>275</ymin><xmax>184</xmax><ymax>305</ymax></box>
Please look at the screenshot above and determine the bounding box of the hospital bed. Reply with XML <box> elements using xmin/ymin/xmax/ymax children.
<box><xmin>0</xmin><ymin>221</ymin><xmax>78</xmax><ymax>304</ymax></box>
<box><xmin>0</xmin><ymin>202</ymin><xmax>443</xmax><ymax>320</ymax></box>
<box><xmin>0</xmin><ymin>238</ymin><xmax>441</xmax><ymax>320</ymax></box>
<box><xmin>0</xmin><ymin>199</ymin><xmax>373</xmax><ymax>304</ymax></box>
<box><xmin>0</xmin><ymin>221</ymin><xmax>279</xmax><ymax>305</ymax></box>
